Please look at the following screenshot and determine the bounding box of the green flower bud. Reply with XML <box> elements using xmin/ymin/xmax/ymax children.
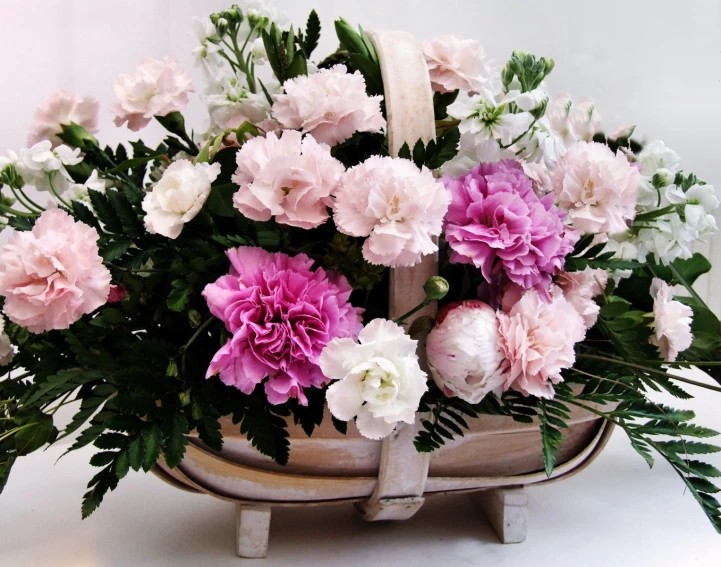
<box><xmin>424</xmin><ymin>276</ymin><xmax>450</xmax><ymax>301</ymax></box>
<box><xmin>652</xmin><ymin>169</ymin><xmax>674</xmax><ymax>189</ymax></box>
<box><xmin>59</xmin><ymin>122</ymin><xmax>98</xmax><ymax>150</ymax></box>
<box><xmin>179</xmin><ymin>390</ymin><xmax>192</xmax><ymax>407</ymax></box>
<box><xmin>166</xmin><ymin>359</ymin><xmax>179</xmax><ymax>377</ymax></box>
<box><xmin>216</xmin><ymin>17</ymin><xmax>229</xmax><ymax>36</ymax></box>
<box><xmin>188</xmin><ymin>309</ymin><xmax>202</xmax><ymax>328</ymax></box>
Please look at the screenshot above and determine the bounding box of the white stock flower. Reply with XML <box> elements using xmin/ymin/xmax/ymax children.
<box><xmin>0</xmin><ymin>316</ymin><xmax>15</xmax><ymax>367</ymax></box>
<box><xmin>192</xmin><ymin>17</ymin><xmax>221</xmax><ymax>67</ymax></box>
<box><xmin>60</xmin><ymin>170</ymin><xmax>107</xmax><ymax>211</ymax></box>
<box><xmin>142</xmin><ymin>160</ymin><xmax>221</xmax><ymax>239</ymax></box>
<box><xmin>635</xmin><ymin>140</ymin><xmax>682</xmax><ymax>208</ymax></box>
<box><xmin>8</xmin><ymin>140</ymin><xmax>82</xmax><ymax>193</ymax></box>
<box><xmin>545</xmin><ymin>93</ymin><xmax>602</xmax><ymax>155</ymax></box>
<box><xmin>250</xmin><ymin>38</ymin><xmax>267</xmax><ymax>64</ymax></box>
<box><xmin>440</xmin><ymin>132</ymin><xmax>506</xmax><ymax>176</ymax></box>
<box><xmin>448</xmin><ymin>90</ymin><xmax>534</xmax><ymax>146</ymax></box>
<box><xmin>320</xmin><ymin>319</ymin><xmax>428</xmax><ymax>440</ymax></box>
<box><xmin>426</xmin><ymin>301</ymin><xmax>505</xmax><ymax>404</ymax></box>
<box><xmin>649</xmin><ymin>278</ymin><xmax>693</xmax><ymax>362</ymax></box>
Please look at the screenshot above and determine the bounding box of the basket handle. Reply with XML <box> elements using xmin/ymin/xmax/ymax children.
<box><xmin>356</xmin><ymin>29</ymin><xmax>436</xmax><ymax>522</ymax></box>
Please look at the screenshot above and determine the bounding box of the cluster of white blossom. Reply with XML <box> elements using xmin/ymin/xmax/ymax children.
<box><xmin>193</xmin><ymin>1</ymin><xmax>289</xmax><ymax>136</ymax></box>
<box><xmin>612</xmin><ymin>140</ymin><xmax>719</xmax><ymax>265</ymax></box>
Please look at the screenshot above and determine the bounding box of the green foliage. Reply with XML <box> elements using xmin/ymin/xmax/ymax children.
<box><xmin>397</xmin><ymin>127</ymin><xmax>461</xmax><ymax>170</ymax></box>
<box><xmin>434</xmin><ymin>91</ymin><xmax>459</xmax><ymax>120</ymax></box>
<box><xmin>262</xmin><ymin>23</ymin><xmax>309</xmax><ymax>84</ymax></box>
<box><xmin>323</xmin><ymin>233</ymin><xmax>385</xmax><ymax>290</ymax></box>
<box><xmin>232</xmin><ymin>389</ymin><xmax>290</xmax><ymax>465</ymax></box>
<box><xmin>299</xmin><ymin>10</ymin><xmax>321</xmax><ymax>58</ymax></box>
<box><xmin>334</xmin><ymin>19</ymin><xmax>382</xmax><ymax>95</ymax></box>
<box><xmin>501</xmin><ymin>51</ymin><xmax>555</xmax><ymax>93</ymax></box>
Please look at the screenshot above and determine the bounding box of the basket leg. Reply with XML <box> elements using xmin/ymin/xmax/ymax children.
<box><xmin>236</xmin><ymin>504</ymin><xmax>271</xmax><ymax>558</ymax></box>
<box><xmin>473</xmin><ymin>487</ymin><xmax>528</xmax><ymax>544</ymax></box>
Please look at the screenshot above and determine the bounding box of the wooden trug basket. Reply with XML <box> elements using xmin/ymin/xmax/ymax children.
<box><xmin>152</xmin><ymin>30</ymin><xmax>614</xmax><ymax>559</ymax></box>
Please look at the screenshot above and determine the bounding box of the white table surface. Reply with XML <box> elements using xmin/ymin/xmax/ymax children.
<box><xmin>2</xmin><ymin>378</ymin><xmax>721</xmax><ymax>567</ymax></box>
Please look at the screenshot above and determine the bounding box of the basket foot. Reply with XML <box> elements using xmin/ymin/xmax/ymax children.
<box><xmin>236</xmin><ymin>504</ymin><xmax>271</xmax><ymax>558</ymax></box>
<box><xmin>473</xmin><ymin>487</ymin><xmax>528</xmax><ymax>544</ymax></box>
<box><xmin>355</xmin><ymin>495</ymin><xmax>426</xmax><ymax>521</ymax></box>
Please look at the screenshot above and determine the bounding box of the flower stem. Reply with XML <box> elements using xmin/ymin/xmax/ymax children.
<box><xmin>577</xmin><ymin>353</ymin><xmax>721</xmax><ymax>393</ymax></box>
<box><xmin>394</xmin><ymin>299</ymin><xmax>432</xmax><ymax>326</ymax></box>
<box><xmin>8</xmin><ymin>186</ymin><xmax>43</xmax><ymax>213</ymax></box>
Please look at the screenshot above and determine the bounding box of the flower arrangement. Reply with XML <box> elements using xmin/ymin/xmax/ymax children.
<box><xmin>1</xmin><ymin>1</ymin><xmax>721</xmax><ymax>536</ymax></box>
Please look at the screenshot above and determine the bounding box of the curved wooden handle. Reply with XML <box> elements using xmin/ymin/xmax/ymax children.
<box><xmin>356</xmin><ymin>30</ymin><xmax>436</xmax><ymax>521</ymax></box>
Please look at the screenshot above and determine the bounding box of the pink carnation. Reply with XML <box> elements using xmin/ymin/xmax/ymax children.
<box><xmin>110</xmin><ymin>56</ymin><xmax>194</xmax><ymax>131</ymax></box>
<box><xmin>552</xmin><ymin>141</ymin><xmax>639</xmax><ymax>235</ymax></box>
<box><xmin>649</xmin><ymin>278</ymin><xmax>693</xmax><ymax>362</ymax></box>
<box><xmin>202</xmin><ymin>247</ymin><xmax>363</xmax><ymax>405</ymax></box>
<box><xmin>443</xmin><ymin>160</ymin><xmax>577</xmax><ymax>298</ymax></box>
<box><xmin>497</xmin><ymin>285</ymin><xmax>586</xmax><ymax>398</ymax></box>
<box><xmin>28</xmin><ymin>90</ymin><xmax>99</xmax><ymax>148</ymax></box>
<box><xmin>422</xmin><ymin>35</ymin><xmax>493</xmax><ymax>94</ymax></box>
<box><xmin>272</xmin><ymin>65</ymin><xmax>385</xmax><ymax>146</ymax></box>
<box><xmin>0</xmin><ymin>209</ymin><xmax>111</xmax><ymax>333</ymax></box>
<box><xmin>232</xmin><ymin>130</ymin><xmax>345</xmax><ymax>228</ymax></box>
<box><xmin>333</xmin><ymin>156</ymin><xmax>450</xmax><ymax>267</ymax></box>
<box><xmin>556</xmin><ymin>267</ymin><xmax>608</xmax><ymax>328</ymax></box>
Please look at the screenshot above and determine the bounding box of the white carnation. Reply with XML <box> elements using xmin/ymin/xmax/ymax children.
<box><xmin>142</xmin><ymin>160</ymin><xmax>221</xmax><ymax>239</ymax></box>
<box><xmin>320</xmin><ymin>319</ymin><xmax>428</xmax><ymax>440</ymax></box>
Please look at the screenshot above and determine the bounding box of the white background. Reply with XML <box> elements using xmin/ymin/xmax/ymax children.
<box><xmin>1</xmin><ymin>1</ymin><xmax>721</xmax><ymax>565</ymax></box>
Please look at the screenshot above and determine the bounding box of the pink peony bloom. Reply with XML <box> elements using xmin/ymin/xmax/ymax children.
<box><xmin>422</xmin><ymin>35</ymin><xmax>493</xmax><ymax>94</ymax></box>
<box><xmin>202</xmin><ymin>247</ymin><xmax>363</xmax><ymax>405</ymax></box>
<box><xmin>443</xmin><ymin>160</ymin><xmax>577</xmax><ymax>299</ymax></box>
<box><xmin>556</xmin><ymin>267</ymin><xmax>608</xmax><ymax>328</ymax></box>
<box><xmin>272</xmin><ymin>65</ymin><xmax>385</xmax><ymax>146</ymax></box>
<box><xmin>110</xmin><ymin>57</ymin><xmax>194</xmax><ymax>131</ymax></box>
<box><xmin>552</xmin><ymin>141</ymin><xmax>639</xmax><ymax>235</ymax></box>
<box><xmin>27</xmin><ymin>90</ymin><xmax>100</xmax><ymax>148</ymax></box>
<box><xmin>497</xmin><ymin>285</ymin><xmax>586</xmax><ymax>398</ymax></box>
<box><xmin>232</xmin><ymin>130</ymin><xmax>345</xmax><ymax>229</ymax></box>
<box><xmin>649</xmin><ymin>278</ymin><xmax>693</xmax><ymax>362</ymax></box>
<box><xmin>426</xmin><ymin>300</ymin><xmax>505</xmax><ymax>404</ymax></box>
<box><xmin>0</xmin><ymin>209</ymin><xmax>111</xmax><ymax>333</ymax></box>
<box><xmin>333</xmin><ymin>156</ymin><xmax>451</xmax><ymax>267</ymax></box>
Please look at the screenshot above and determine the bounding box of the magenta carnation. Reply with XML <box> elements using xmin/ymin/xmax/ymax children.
<box><xmin>442</xmin><ymin>160</ymin><xmax>577</xmax><ymax>298</ymax></box>
<box><xmin>202</xmin><ymin>247</ymin><xmax>363</xmax><ymax>405</ymax></box>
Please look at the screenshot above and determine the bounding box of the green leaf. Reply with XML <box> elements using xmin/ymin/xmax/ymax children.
<box><xmin>434</xmin><ymin>90</ymin><xmax>459</xmax><ymax>120</ymax></box>
<box><xmin>114</xmin><ymin>450</ymin><xmax>130</xmax><ymax>480</ymax></box>
<box><xmin>101</xmin><ymin>238</ymin><xmax>132</xmax><ymax>262</ymax></box>
<box><xmin>426</xmin><ymin>127</ymin><xmax>461</xmax><ymax>169</ymax></box>
<box><xmin>331</xmin><ymin>416</ymin><xmax>347</xmax><ymax>435</ymax></box>
<box><xmin>167</xmin><ymin>279</ymin><xmax>191</xmax><ymax>312</ymax></box>
<box><xmin>205</xmin><ymin>182</ymin><xmax>237</xmax><ymax>218</ymax></box>
<box><xmin>398</xmin><ymin>142</ymin><xmax>412</xmax><ymax>160</ymax></box>
<box><xmin>286</xmin><ymin>53</ymin><xmax>308</xmax><ymax>79</ymax></box>
<box><xmin>14</xmin><ymin>412</ymin><xmax>54</xmax><ymax>455</ymax></box>
<box><xmin>70</xmin><ymin>200</ymin><xmax>101</xmax><ymax>231</ymax></box>
<box><xmin>89</xmin><ymin>451</ymin><xmax>118</xmax><ymax>467</ymax></box>
<box><xmin>0</xmin><ymin>454</ymin><xmax>17</xmax><ymax>494</ymax></box>
<box><xmin>412</xmin><ymin>139</ymin><xmax>426</xmax><ymax>169</ymax></box>
<box><xmin>106</xmin><ymin>189</ymin><xmax>143</xmax><ymax>237</ymax></box>
<box><xmin>88</xmin><ymin>189</ymin><xmax>123</xmax><ymax>233</ymax></box>
<box><xmin>141</xmin><ymin>424</ymin><xmax>163</xmax><ymax>472</ymax></box>
<box><xmin>127</xmin><ymin>436</ymin><xmax>143</xmax><ymax>472</ymax></box>
<box><xmin>302</xmin><ymin>10</ymin><xmax>321</xmax><ymax>57</ymax></box>
<box><xmin>163</xmin><ymin>412</ymin><xmax>190</xmax><ymax>469</ymax></box>
<box><xmin>347</xmin><ymin>53</ymin><xmax>383</xmax><ymax>95</ymax></box>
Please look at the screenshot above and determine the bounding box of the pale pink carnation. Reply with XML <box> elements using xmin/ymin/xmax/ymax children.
<box><xmin>232</xmin><ymin>131</ymin><xmax>344</xmax><ymax>229</ymax></box>
<box><xmin>110</xmin><ymin>56</ymin><xmax>194</xmax><ymax>131</ymax></box>
<box><xmin>649</xmin><ymin>278</ymin><xmax>693</xmax><ymax>362</ymax></box>
<box><xmin>557</xmin><ymin>267</ymin><xmax>608</xmax><ymax>328</ymax></box>
<box><xmin>27</xmin><ymin>90</ymin><xmax>99</xmax><ymax>148</ymax></box>
<box><xmin>333</xmin><ymin>156</ymin><xmax>451</xmax><ymax>267</ymax></box>
<box><xmin>422</xmin><ymin>35</ymin><xmax>493</xmax><ymax>94</ymax></box>
<box><xmin>426</xmin><ymin>300</ymin><xmax>505</xmax><ymax>404</ymax></box>
<box><xmin>272</xmin><ymin>65</ymin><xmax>385</xmax><ymax>146</ymax></box>
<box><xmin>552</xmin><ymin>141</ymin><xmax>639</xmax><ymax>235</ymax></box>
<box><xmin>497</xmin><ymin>285</ymin><xmax>586</xmax><ymax>398</ymax></box>
<box><xmin>0</xmin><ymin>209</ymin><xmax>111</xmax><ymax>333</ymax></box>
